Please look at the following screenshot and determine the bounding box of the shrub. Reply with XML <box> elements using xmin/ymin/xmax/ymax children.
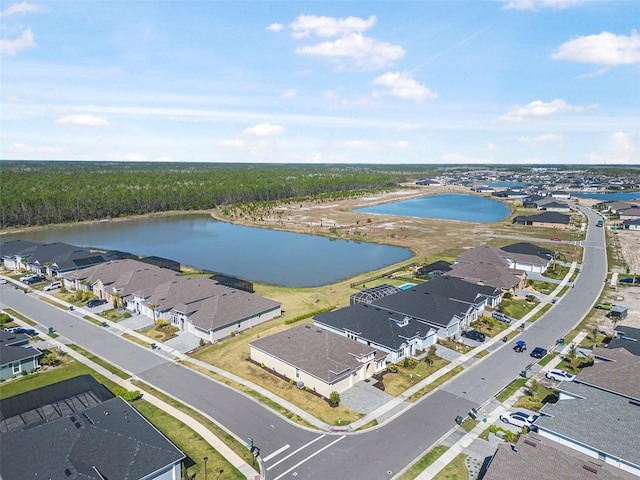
<box><xmin>260</xmin><ymin>363</ymin><xmax>265</xmax><ymax>368</ymax></box>
<box><xmin>112</xmin><ymin>387</ymin><xmax>141</xmax><ymax>402</ymax></box>
<box><xmin>123</xmin><ymin>312</ymin><xmax>132</xmax><ymax>318</ymax></box>
<box><xmin>230</xmin><ymin>331</ymin><xmax>236</xmax><ymax>337</ymax></box>
<box><xmin>329</xmin><ymin>391</ymin><xmax>340</xmax><ymax>405</ymax></box>
<box><xmin>388</xmin><ymin>364</ymin><xmax>398</xmax><ymax>373</ymax></box>
<box><xmin>0</xmin><ymin>313</ymin><xmax>11</xmax><ymax>324</ymax></box>
<box><xmin>40</xmin><ymin>351</ymin><xmax>58</xmax><ymax>366</ymax></box>
<box><xmin>289</xmin><ymin>379</ymin><xmax>295</xmax><ymax>385</ymax></box>
<box><xmin>403</xmin><ymin>357</ymin><xmax>409</xmax><ymax>368</ymax></box>
<box><xmin>199</xmin><ymin>338</ymin><xmax>205</xmax><ymax>347</ymax></box>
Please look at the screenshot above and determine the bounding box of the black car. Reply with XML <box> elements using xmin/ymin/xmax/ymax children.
<box><xmin>619</xmin><ymin>277</ymin><xmax>640</xmax><ymax>284</ymax></box>
<box><xmin>87</xmin><ymin>298</ymin><xmax>108</xmax><ymax>308</ymax></box>
<box><xmin>462</xmin><ymin>330</ymin><xmax>486</xmax><ymax>343</ymax></box>
<box><xmin>24</xmin><ymin>275</ymin><xmax>45</xmax><ymax>285</ymax></box>
<box><xmin>530</xmin><ymin>347</ymin><xmax>547</xmax><ymax>359</ymax></box>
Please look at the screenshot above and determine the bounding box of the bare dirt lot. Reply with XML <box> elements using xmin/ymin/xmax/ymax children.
<box><xmin>614</xmin><ymin>229</ymin><xmax>640</xmax><ymax>274</ymax></box>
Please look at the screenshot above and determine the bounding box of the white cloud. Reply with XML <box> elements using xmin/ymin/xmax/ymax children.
<box><xmin>290</xmin><ymin>14</ymin><xmax>376</xmax><ymax>39</ymax></box>
<box><xmin>398</xmin><ymin>124</ymin><xmax>417</xmax><ymax>131</ymax></box>
<box><xmin>281</xmin><ymin>89</ymin><xmax>297</xmax><ymax>99</ymax></box>
<box><xmin>372</xmin><ymin>72</ymin><xmax>437</xmax><ymax>102</ymax></box>
<box><xmin>498</xmin><ymin>99</ymin><xmax>581</xmax><ymax>123</ymax></box>
<box><xmin>295</xmin><ymin>33</ymin><xmax>405</xmax><ymax>70</ymax></box>
<box><xmin>0</xmin><ymin>1</ymin><xmax>46</xmax><ymax>17</ymax></box>
<box><xmin>106</xmin><ymin>153</ymin><xmax>148</xmax><ymax>161</ymax></box>
<box><xmin>323</xmin><ymin>90</ymin><xmax>340</xmax><ymax>100</ymax></box>
<box><xmin>337</xmin><ymin>139</ymin><xmax>409</xmax><ymax>150</ymax></box>
<box><xmin>519</xmin><ymin>133</ymin><xmax>564</xmax><ymax>147</ymax></box>
<box><xmin>242</xmin><ymin>123</ymin><xmax>285</xmax><ymax>136</ymax></box>
<box><xmin>611</xmin><ymin>131</ymin><xmax>639</xmax><ymax>153</ymax></box>
<box><xmin>267</xmin><ymin>23</ymin><xmax>284</xmax><ymax>33</ymax></box>
<box><xmin>585</xmin><ymin>132</ymin><xmax>640</xmax><ymax>164</ymax></box>
<box><xmin>0</xmin><ymin>28</ymin><xmax>35</xmax><ymax>56</ymax></box>
<box><xmin>10</xmin><ymin>142</ymin><xmax>63</xmax><ymax>154</ymax></box>
<box><xmin>501</xmin><ymin>0</ymin><xmax>587</xmax><ymax>10</ymax></box>
<box><xmin>55</xmin><ymin>114</ymin><xmax>111</xmax><ymax>127</ymax></box>
<box><xmin>487</xmin><ymin>142</ymin><xmax>499</xmax><ymax>151</ymax></box>
<box><xmin>552</xmin><ymin>31</ymin><xmax>640</xmax><ymax>66</ymax></box>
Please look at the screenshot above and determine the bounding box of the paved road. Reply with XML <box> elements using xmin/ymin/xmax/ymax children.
<box><xmin>1</xmin><ymin>206</ymin><xmax>606</xmax><ymax>480</ymax></box>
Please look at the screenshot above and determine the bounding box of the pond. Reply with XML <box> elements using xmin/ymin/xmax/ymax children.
<box><xmin>2</xmin><ymin>215</ymin><xmax>413</xmax><ymax>288</ymax></box>
<box><xmin>353</xmin><ymin>194</ymin><xmax>510</xmax><ymax>222</ymax></box>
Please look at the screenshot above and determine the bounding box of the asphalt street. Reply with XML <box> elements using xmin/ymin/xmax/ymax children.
<box><xmin>0</xmin><ymin>206</ymin><xmax>606</xmax><ymax>480</ymax></box>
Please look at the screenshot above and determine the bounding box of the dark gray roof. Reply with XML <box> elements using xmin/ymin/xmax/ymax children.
<box><xmin>372</xmin><ymin>288</ymin><xmax>471</xmax><ymax>328</ymax></box>
<box><xmin>0</xmin><ymin>239</ymin><xmax>42</xmax><ymax>257</ymax></box>
<box><xmin>250</xmin><ymin>324</ymin><xmax>385</xmax><ymax>383</ymax></box>
<box><xmin>27</xmin><ymin>242</ymin><xmax>109</xmax><ymax>272</ymax></box>
<box><xmin>0</xmin><ymin>385</ymin><xmax>185</xmax><ymax>479</ymax></box>
<box><xmin>0</xmin><ymin>331</ymin><xmax>41</xmax><ymax>366</ymax></box>
<box><xmin>607</xmin><ymin>325</ymin><xmax>640</xmax><ymax>356</ymax></box>
<box><xmin>500</xmin><ymin>242</ymin><xmax>554</xmax><ymax>260</ymax></box>
<box><xmin>411</xmin><ymin>276</ymin><xmax>500</xmax><ymax>305</ymax></box>
<box><xmin>314</xmin><ymin>303</ymin><xmax>435</xmax><ymax>352</ymax></box>
<box><xmin>484</xmin><ymin>434</ymin><xmax>628</xmax><ymax>480</ymax></box>
<box><xmin>537</xmin><ymin>382</ymin><xmax>640</xmax><ymax>469</ymax></box>
<box><xmin>523</xmin><ymin>211</ymin><xmax>572</xmax><ymax>224</ymax></box>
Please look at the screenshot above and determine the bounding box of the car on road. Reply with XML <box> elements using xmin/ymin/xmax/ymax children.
<box><xmin>461</xmin><ymin>330</ymin><xmax>486</xmax><ymax>342</ymax></box>
<box><xmin>595</xmin><ymin>302</ymin><xmax>614</xmax><ymax>310</ymax></box>
<box><xmin>492</xmin><ymin>311</ymin><xmax>513</xmax><ymax>323</ymax></box>
<box><xmin>550</xmin><ymin>237</ymin><xmax>562</xmax><ymax>242</ymax></box>
<box><xmin>499</xmin><ymin>411</ymin><xmax>537</xmax><ymax>429</ymax></box>
<box><xmin>530</xmin><ymin>347</ymin><xmax>547</xmax><ymax>359</ymax></box>
<box><xmin>545</xmin><ymin>369</ymin><xmax>575</xmax><ymax>382</ymax></box>
<box><xmin>0</xmin><ymin>278</ymin><xmax>7</xmax><ymax>284</ymax></box>
<box><xmin>87</xmin><ymin>298</ymin><xmax>108</xmax><ymax>308</ymax></box>
<box><xmin>514</xmin><ymin>340</ymin><xmax>526</xmax><ymax>352</ymax></box>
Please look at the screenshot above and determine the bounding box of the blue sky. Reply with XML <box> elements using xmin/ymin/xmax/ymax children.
<box><xmin>1</xmin><ymin>0</ymin><xmax>639</xmax><ymax>164</ymax></box>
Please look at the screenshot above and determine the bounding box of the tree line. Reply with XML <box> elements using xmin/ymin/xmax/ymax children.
<box><xmin>0</xmin><ymin>161</ymin><xmax>442</xmax><ymax>228</ymax></box>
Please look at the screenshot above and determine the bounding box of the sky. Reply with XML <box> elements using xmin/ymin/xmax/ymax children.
<box><xmin>1</xmin><ymin>0</ymin><xmax>639</xmax><ymax>165</ymax></box>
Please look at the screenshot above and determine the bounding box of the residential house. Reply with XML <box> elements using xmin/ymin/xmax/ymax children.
<box><xmin>577</xmin><ymin>347</ymin><xmax>640</xmax><ymax>401</ymax></box>
<box><xmin>0</xmin><ymin>331</ymin><xmax>42</xmax><ymax>381</ymax></box>
<box><xmin>350</xmin><ymin>284</ymin><xmax>400</xmax><ymax>305</ymax></box>
<box><xmin>483</xmin><ymin>434</ymin><xmax>629</xmax><ymax>480</ymax></box>
<box><xmin>450</xmin><ymin>245</ymin><xmax>527</xmax><ymax>291</ymax></box>
<box><xmin>534</xmin><ymin>381</ymin><xmax>640</xmax><ymax>477</ymax></box>
<box><xmin>596</xmin><ymin>201</ymin><xmax>637</xmax><ymax>214</ymax></box>
<box><xmin>535</xmin><ymin>199</ymin><xmax>572</xmax><ymax>212</ymax></box>
<box><xmin>416</xmin><ymin>178</ymin><xmax>442</xmax><ymax>186</ymax></box>
<box><xmin>415</xmin><ymin>260</ymin><xmax>452</xmax><ymax>278</ymax></box>
<box><xmin>492</xmin><ymin>189</ymin><xmax>528</xmax><ymax>200</ymax></box>
<box><xmin>249</xmin><ymin>324</ymin><xmax>386</xmax><ymax>397</ymax></box>
<box><xmin>0</xmin><ymin>240</ymin><xmax>42</xmax><ymax>270</ymax></box>
<box><xmin>411</xmin><ymin>276</ymin><xmax>502</xmax><ymax>310</ymax></box>
<box><xmin>499</xmin><ymin>242</ymin><xmax>555</xmax><ymax>274</ymax></box>
<box><xmin>618</xmin><ymin>207</ymin><xmax>640</xmax><ymax>220</ymax></box>
<box><xmin>314</xmin><ymin>303</ymin><xmax>437</xmax><ymax>363</ymax></box>
<box><xmin>27</xmin><ymin>242</ymin><xmax>111</xmax><ymax>277</ymax></box>
<box><xmin>0</xmin><ymin>375</ymin><xmax>185</xmax><ymax>479</ymax></box>
<box><xmin>470</xmin><ymin>185</ymin><xmax>496</xmax><ymax>194</ymax></box>
<box><xmin>622</xmin><ymin>219</ymin><xmax>640</xmax><ymax>230</ymax></box>
<box><xmin>549</xmin><ymin>190</ymin><xmax>571</xmax><ymax>199</ymax></box>
<box><xmin>62</xmin><ymin>259</ymin><xmax>281</xmax><ymax>341</ymax></box>
<box><xmin>513</xmin><ymin>211</ymin><xmax>572</xmax><ymax>229</ymax></box>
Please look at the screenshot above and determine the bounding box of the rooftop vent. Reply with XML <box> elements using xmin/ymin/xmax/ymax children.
<box><xmin>523</xmin><ymin>439</ymin><xmax>537</xmax><ymax>447</ymax></box>
<box><xmin>582</xmin><ymin>463</ymin><xmax>600</xmax><ymax>474</ymax></box>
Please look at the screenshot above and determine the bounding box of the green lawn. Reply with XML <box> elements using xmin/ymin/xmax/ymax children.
<box><xmin>66</xmin><ymin>344</ymin><xmax>131</xmax><ymax>379</ymax></box>
<box><xmin>495</xmin><ymin>377</ymin><xmax>527</xmax><ymax>403</ymax></box>
<box><xmin>433</xmin><ymin>453</ymin><xmax>468</xmax><ymax>480</ymax></box>
<box><xmin>498</xmin><ymin>298</ymin><xmax>537</xmax><ymax>319</ymax></box>
<box><xmin>397</xmin><ymin>445</ymin><xmax>449</xmax><ymax>480</ymax></box>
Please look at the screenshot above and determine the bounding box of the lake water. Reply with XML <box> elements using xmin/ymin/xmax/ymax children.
<box><xmin>354</xmin><ymin>194</ymin><xmax>510</xmax><ymax>222</ymax></box>
<box><xmin>574</xmin><ymin>192</ymin><xmax>640</xmax><ymax>201</ymax></box>
<box><xmin>2</xmin><ymin>215</ymin><xmax>412</xmax><ymax>288</ymax></box>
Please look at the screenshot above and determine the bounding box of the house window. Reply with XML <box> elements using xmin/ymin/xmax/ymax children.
<box><xmin>295</xmin><ymin>368</ymin><xmax>300</xmax><ymax>379</ymax></box>
<box><xmin>12</xmin><ymin>362</ymin><xmax>21</xmax><ymax>375</ymax></box>
<box><xmin>598</xmin><ymin>452</ymin><xmax>606</xmax><ymax>461</ymax></box>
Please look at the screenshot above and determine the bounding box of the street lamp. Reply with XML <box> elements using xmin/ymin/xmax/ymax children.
<box><xmin>217</xmin><ymin>469</ymin><xmax>224</xmax><ymax>480</ymax></box>
<box><xmin>203</xmin><ymin>457</ymin><xmax>208</xmax><ymax>480</ymax></box>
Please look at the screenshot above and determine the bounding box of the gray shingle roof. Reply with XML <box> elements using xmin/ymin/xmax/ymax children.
<box><xmin>447</xmin><ymin>261</ymin><xmax>524</xmax><ymax>290</ymax></box>
<box><xmin>578</xmin><ymin>348</ymin><xmax>640</xmax><ymax>401</ymax></box>
<box><xmin>0</xmin><ymin>394</ymin><xmax>185</xmax><ymax>479</ymax></box>
<box><xmin>0</xmin><ymin>240</ymin><xmax>42</xmax><ymax>258</ymax></box>
<box><xmin>537</xmin><ymin>382</ymin><xmax>640</xmax><ymax>469</ymax></box>
<box><xmin>456</xmin><ymin>245</ymin><xmax>510</xmax><ymax>267</ymax></box>
<box><xmin>0</xmin><ymin>331</ymin><xmax>41</xmax><ymax>366</ymax></box>
<box><xmin>412</xmin><ymin>276</ymin><xmax>500</xmax><ymax>305</ymax></box>
<box><xmin>250</xmin><ymin>324</ymin><xmax>385</xmax><ymax>383</ymax></box>
<box><xmin>500</xmin><ymin>242</ymin><xmax>555</xmax><ymax>262</ymax></box>
<box><xmin>314</xmin><ymin>303</ymin><xmax>435</xmax><ymax>352</ymax></box>
<box><xmin>523</xmin><ymin>211</ymin><xmax>572</xmax><ymax>224</ymax></box>
<box><xmin>483</xmin><ymin>434</ymin><xmax>627</xmax><ymax>480</ymax></box>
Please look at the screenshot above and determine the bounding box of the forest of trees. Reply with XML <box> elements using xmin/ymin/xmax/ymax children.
<box><xmin>0</xmin><ymin>161</ymin><xmax>442</xmax><ymax>228</ymax></box>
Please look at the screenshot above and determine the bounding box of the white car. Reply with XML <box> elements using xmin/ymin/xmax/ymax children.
<box><xmin>44</xmin><ymin>281</ymin><xmax>62</xmax><ymax>291</ymax></box>
<box><xmin>545</xmin><ymin>369</ymin><xmax>575</xmax><ymax>382</ymax></box>
<box><xmin>0</xmin><ymin>278</ymin><xmax>7</xmax><ymax>284</ymax></box>
<box><xmin>499</xmin><ymin>411</ymin><xmax>536</xmax><ymax>429</ymax></box>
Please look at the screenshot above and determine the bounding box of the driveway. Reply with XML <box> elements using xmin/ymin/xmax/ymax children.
<box><xmin>340</xmin><ymin>380</ymin><xmax>394</xmax><ymax>415</ymax></box>
<box><xmin>164</xmin><ymin>330</ymin><xmax>203</xmax><ymax>353</ymax></box>
<box><xmin>118</xmin><ymin>313</ymin><xmax>154</xmax><ymax>331</ymax></box>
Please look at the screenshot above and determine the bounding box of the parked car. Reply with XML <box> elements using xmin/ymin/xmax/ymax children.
<box><xmin>24</xmin><ymin>275</ymin><xmax>45</xmax><ymax>285</ymax></box>
<box><xmin>530</xmin><ymin>347</ymin><xmax>548</xmax><ymax>359</ymax></box>
<box><xmin>20</xmin><ymin>273</ymin><xmax>39</xmax><ymax>283</ymax></box>
<box><xmin>44</xmin><ymin>281</ymin><xmax>62</xmax><ymax>291</ymax></box>
<box><xmin>499</xmin><ymin>411</ymin><xmax>537</xmax><ymax>429</ymax></box>
<box><xmin>462</xmin><ymin>330</ymin><xmax>486</xmax><ymax>343</ymax></box>
<box><xmin>595</xmin><ymin>302</ymin><xmax>614</xmax><ymax>310</ymax></box>
<box><xmin>545</xmin><ymin>369</ymin><xmax>575</xmax><ymax>382</ymax></box>
<box><xmin>0</xmin><ymin>278</ymin><xmax>7</xmax><ymax>284</ymax></box>
<box><xmin>87</xmin><ymin>298</ymin><xmax>108</xmax><ymax>308</ymax></box>
<box><xmin>550</xmin><ymin>237</ymin><xmax>562</xmax><ymax>242</ymax></box>
<box><xmin>492</xmin><ymin>311</ymin><xmax>513</xmax><ymax>323</ymax></box>
<box><xmin>619</xmin><ymin>277</ymin><xmax>640</xmax><ymax>284</ymax></box>
<box><xmin>514</xmin><ymin>340</ymin><xmax>527</xmax><ymax>352</ymax></box>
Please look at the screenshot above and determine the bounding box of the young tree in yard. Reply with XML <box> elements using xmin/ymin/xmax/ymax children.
<box><xmin>425</xmin><ymin>344</ymin><xmax>437</xmax><ymax>367</ymax></box>
<box><xmin>591</xmin><ymin>324</ymin><xmax>599</xmax><ymax>349</ymax></box>
<box><xmin>567</xmin><ymin>343</ymin><xmax>578</xmax><ymax>369</ymax></box>
<box><xmin>528</xmin><ymin>379</ymin><xmax>541</xmax><ymax>398</ymax></box>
